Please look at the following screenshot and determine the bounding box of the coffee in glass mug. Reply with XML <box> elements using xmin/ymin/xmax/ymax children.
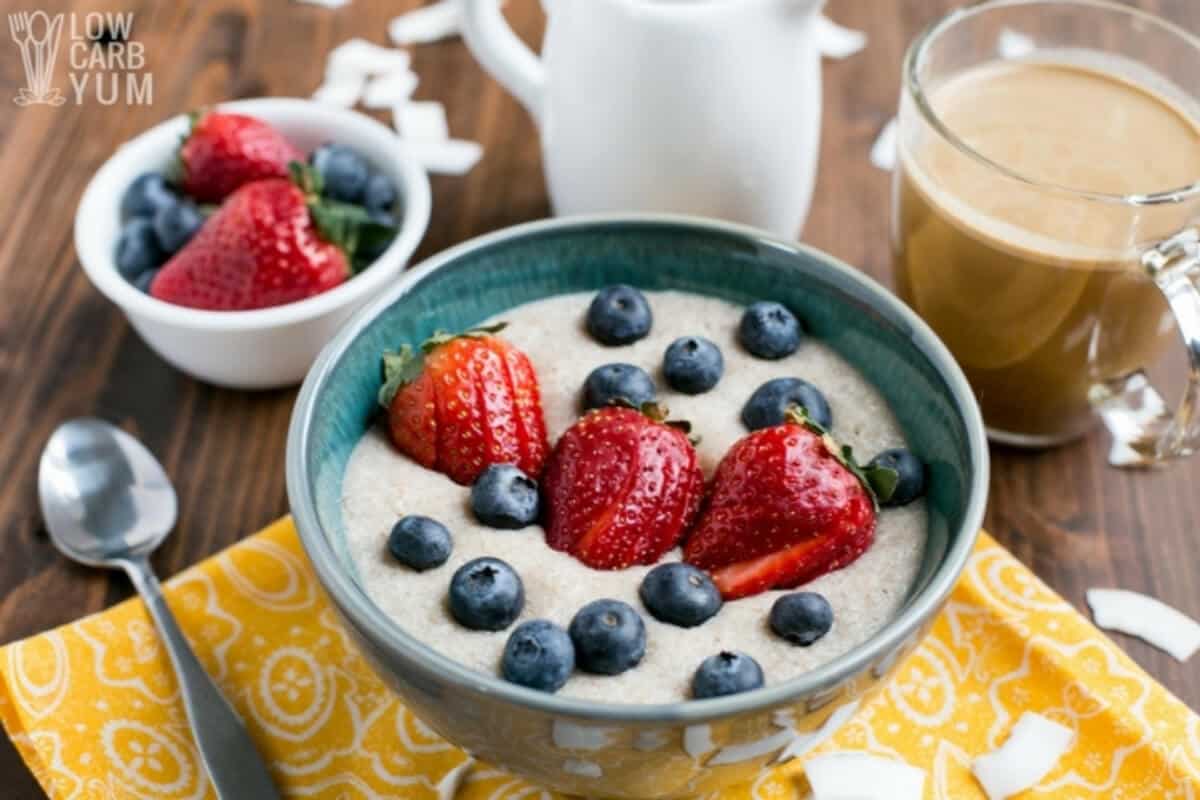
<box><xmin>892</xmin><ymin>0</ymin><xmax>1200</xmax><ymax>463</ymax></box>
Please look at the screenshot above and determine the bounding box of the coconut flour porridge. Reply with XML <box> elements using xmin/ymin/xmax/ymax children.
<box><xmin>341</xmin><ymin>289</ymin><xmax>927</xmax><ymax>704</ymax></box>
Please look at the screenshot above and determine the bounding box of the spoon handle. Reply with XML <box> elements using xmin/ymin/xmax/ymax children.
<box><xmin>122</xmin><ymin>557</ymin><xmax>281</xmax><ymax>800</ymax></box>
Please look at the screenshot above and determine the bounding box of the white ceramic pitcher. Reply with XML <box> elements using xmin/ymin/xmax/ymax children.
<box><xmin>461</xmin><ymin>0</ymin><xmax>826</xmax><ymax>239</ymax></box>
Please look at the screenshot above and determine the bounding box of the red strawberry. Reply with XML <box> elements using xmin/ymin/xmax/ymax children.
<box><xmin>150</xmin><ymin>166</ymin><xmax>393</xmax><ymax>310</ymax></box>
<box><xmin>542</xmin><ymin>404</ymin><xmax>705</xmax><ymax>570</ymax></box>
<box><xmin>684</xmin><ymin>411</ymin><xmax>882</xmax><ymax>600</ymax></box>
<box><xmin>379</xmin><ymin>327</ymin><xmax>549</xmax><ymax>486</ymax></box>
<box><xmin>176</xmin><ymin>111</ymin><xmax>303</xmax><ymax>202</ymax></box>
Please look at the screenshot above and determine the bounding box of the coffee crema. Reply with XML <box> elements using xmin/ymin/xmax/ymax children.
<box><xmin>893</xmin><ymin>59</ymin><xmax>1200</xmax><ymax>442</ymax></box>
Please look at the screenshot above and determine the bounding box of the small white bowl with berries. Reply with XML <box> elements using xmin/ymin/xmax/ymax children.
<box><xmin>75</xmin><ymin>97</ymin><xmax>431</xmax><ymax>389</ymax></box>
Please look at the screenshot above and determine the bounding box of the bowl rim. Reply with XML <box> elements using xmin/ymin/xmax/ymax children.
<box><xmin>286</xmin><ymin>213</ymin><xmax>990</xmax><ymax>723</ymax></box>
<box><xmin>73</xmin><ymin>97</ymin><xmax>432</xmax><ymax>330</ymax></box>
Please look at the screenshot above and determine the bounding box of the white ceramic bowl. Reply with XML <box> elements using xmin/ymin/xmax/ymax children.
<box><xmin>74</xmin><ymin>98</ymin><xmax>432</xmax><ymax>389</ymax></box>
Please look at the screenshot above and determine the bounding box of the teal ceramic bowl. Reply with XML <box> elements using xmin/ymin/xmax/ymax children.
<box><xmin>286</xmin><ymin>215</ymin><xmax>988</xmax><ymax>798</ymax></box>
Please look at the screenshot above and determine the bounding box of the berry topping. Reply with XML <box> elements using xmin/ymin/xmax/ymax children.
<box><xmin>639</xmin><ymin>563</ymin><xmax>723</xmax><ymax>628</ymax></box>
<box><xmin>738</xmin><ymin>301</ymin><xmax>803</xmax><ymax>359</ymax></box>
<box><xmin>691</xmin><ymin>651</ymin><xmax>764</xmax><ymax>699</ymax></box>
<box><xmin>501</xmin><ymin>619</ymin><xmax>575</xmax><ymax>693</ymax></box>
<box><xmin>684</xmin><ymin>409</ymin><xmax>877</xmax><ymax>599</ymax></box>
<box><xmin>663</xmin><ymin>336</ymin><xmax>724</xmax><ymax>394</ymax></box>
<box><xmin>379</xmin><ymin>325</ymin><xmax>549</xmax><ymax>486</ymax></box>
<box><xmin>586</xmin><ymin>285</ymin><xmax>653</xmax><ymax>346</ymax></box>
<box><xmin>768</xmin><ymin>592</ymin><xmax>834</xmax><ymax>646</ymax></box>
<box><xmin>152</xmin><ymin>199</ymin><xmax>204</xmax><ymax>254</ymax></box>
<box><xmin>176</xmin><ymin>111</ymin><xmax>303</xmax><ymax>203</ymax></box>
<box><xmin>471</xmin><ymin>464</ymin><xmax>540</xmax><ymax>529</ymax></box>
<box><xmin>115</xmin><ymin>218</ymin><xmax>165</xmax><ymax>280</ymax></box>
<box><xmin>311</xmin><ymin>143</ymin><xmax>371</xmax><ymax>203</ymax></box>
<box><xmin>363</xmin><ymin>172</ymin><xmax>398</xmax><ymax>213</ymax></box>
<box><xmin>583</xmin><ymin>363</ymin><xmax>657</xmax><ymax>410</ymax></box>
<box><xmin>388</xmin><ymin>515</ymin><xmax>452</xmax><ymax>571</ymax></box>
<box><xmin>543</xmin><ymin>404</ymin><xmax>704</xmax><ymax>569</ymax></box>
<box><xmin>865</xmin><ymin>448</ymin><xmax>926</xmax><ymax>507</ymax></box>
<box><xmin>448</xmin><ymin>557</ymin><xmax>525</xmax><ymax>631</ymax></box>
<box><xmin>121</xmin><ymin>172</ymin><xmax>178</xmax><ymax>220</ymax></box>
<box><xmin>568</xmin><ymin>599</ymin><xmax>647</xmax><ymax>675</ymax></box>
<box><xmin>742</xmin><ymin>377</ymin><xmax>832</xmax><ymax>431</ymax></box>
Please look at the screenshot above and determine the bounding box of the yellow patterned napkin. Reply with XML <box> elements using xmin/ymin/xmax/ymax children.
<box><xmin>2</xmin><ymin>518</ymin><xmax>1197</xmax><ymax>799</ymax></box>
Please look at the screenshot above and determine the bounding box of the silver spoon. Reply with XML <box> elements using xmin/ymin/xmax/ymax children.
<box><xmin>38</xmin><ymin>418</ymin><xmax>280</xmax><ymax>800</ymax></box>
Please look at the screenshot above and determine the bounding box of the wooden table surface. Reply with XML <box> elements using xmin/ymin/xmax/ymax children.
<box><xmin>2</xmin><ymin>0</ymin><xmax>1198</xmax><ymax>794</ymax></box>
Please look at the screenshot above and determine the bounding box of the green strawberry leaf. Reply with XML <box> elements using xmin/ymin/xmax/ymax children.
<box><xmin>861</xmin><ymin>463</ymin><xmax>900</xmax><ymax>504</ymax></box>
<box><xmin>377</xmin><ymin>345</ymin><xmax>425</xmax><ymax>409</ymax></box>
<box><xmin>167</xmin><ymin>109</ymin><xmax>205</xmax><ymax>187</ymax></box>
<box><xmin>307</xmin><ymin>197</ymin><xmax>397</xmax><ymax>273</ymax></box>
<box><xmin>421</xmin><ymin>322</ymin><xmax>508</xmax><ymax>352</ymax></box>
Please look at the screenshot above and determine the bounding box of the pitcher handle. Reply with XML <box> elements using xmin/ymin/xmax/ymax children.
<box><xmin>461</xmin><ymin>0</ymin><xmax>545</xmax><ymax>124</ymax></box>
<box><xmin>1091</xmin><ymin>229</ymin><xmax>1200</xmax><ymax>466</ymax></box>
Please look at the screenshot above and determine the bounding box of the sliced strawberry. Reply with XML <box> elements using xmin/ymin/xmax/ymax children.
<box><xmin>542</xmin><ymin>404</ymin><xmax>705</xmax><ymax>570</ymax></box>
<box><xmin>379</xmin><ymin>327</ymin><xmax>549</xmax><ymax>486</ymax></box>
<box><xmin>684</xmin><ymin>410</ymin><xmax>878</xmax><ymax>600</ymax></box>
<box><xmin>176</xmin><ymin>111</ymin><xmax>303</xmax><ymax>202</ymax></box>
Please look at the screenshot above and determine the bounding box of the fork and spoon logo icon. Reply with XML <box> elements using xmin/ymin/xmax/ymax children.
<box><xmin>9</xmin><ymin>10</ymin><xmax>66</xmax><ymax>106</ymax></box>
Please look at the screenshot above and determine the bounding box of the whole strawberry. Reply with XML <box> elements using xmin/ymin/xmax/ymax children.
<box><xmin>542</xmin><ymin>404</ymin><xmax>704</xmax><ymax>570</ymax></box>
<box><xmin>176</xmin><ymin>111</ymin><xmax>303</xmax><ymax>202</ymax></box>
<box><xmin>379</xmin><ymin>327</ymin><xmax>549</xmax><ymax>486</ymax></box>
<box><xmin>684</xmin><ymin>410</ymin><xmax>886</xmax><ymax>600</ymax></box>
<box><xmin>151</xmin><ymin>166</ymin><xmax>393</xmax><ymax>310</ymax></box>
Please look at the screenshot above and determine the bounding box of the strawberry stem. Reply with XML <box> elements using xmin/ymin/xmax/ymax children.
<box><xmin>421</xmin><ymin>322</ymin><xmax>507</xmax><ymax>352</ymax></box>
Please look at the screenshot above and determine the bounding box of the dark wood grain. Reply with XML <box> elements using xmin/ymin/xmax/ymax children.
<box><xmin>1</xmin><ymin>0</ymin><xmax>1198</xmax><ymax>795</ymax></box>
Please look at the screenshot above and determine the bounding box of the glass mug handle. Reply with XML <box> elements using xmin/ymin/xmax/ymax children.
<box><xmin>1091</xmin><ymin>229</ymin><xmax>1200</xmax><ymax>466</ymax></box>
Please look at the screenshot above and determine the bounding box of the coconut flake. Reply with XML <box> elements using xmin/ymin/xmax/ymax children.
<box><xmin>815</xmin><ymin>15</ymin><xmax>867</xmax><ymax>60</ymax></box>
<box><xmin>394</xmin><ymin>100</ymin><xmax>450</xmax><ymax>140</ymax></box>
<box><xmin>805</xmin><ymin>752</ymin><xmax>925</xmax><ymax>800</ymax></box>
<box><xmin>362</xmin><ymin>70</ymin><xmax>419</xmax><ymax>108</ymax></box>
<box><xmin>403</xmin><ymin>139</ymin><xmax>483</xmax><ymax>175</ymax></box>
<box><xmin>327</xmin><ymin>38</ymin><xmax>412</xmax><ymax>78</ymax></box>
<box><xmin>312</xmin><ymin>75</ymin><xmax>364</xmax><ymax>108</ymax></box>
<box><xmin>972</xmin><ymin>712</ymin><xmax>1073</xmax><ymax>800</ymax></box>
<box><xmin>1087</xmin><ymin>588</ymin><xmax>1200</xmax><ymax>662</ymax></box>
<box><xmin>869</xmin><ymin>118</ymin><xmax>897</xmax><ymax>171</ymax></box>
<box><xmin>388</xmin><ymin>1</ymin><xmax>464</xmax><ymax>45</ymax></box>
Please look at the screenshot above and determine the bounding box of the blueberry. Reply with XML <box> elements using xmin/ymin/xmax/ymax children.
<box><xmin>311</xmin><ymin>143</ymin><xmax>371</xmax><ymax>203</ymax></box>
<box><xmin>388</xmin><ymin>515</ymin><xmax>453</xmax><ymax>571</ymax></box>
<box><xmin>639</xmin><ymin>563</ymin><xmax>722</xmax><ymax>628</ymax></box>
<box><xmin>768</xmin><ymin>592</ymin><xmax>834</xmax><ymax>646</ymax></box>
<box><xmin>866</xmin><ymin>448</ymin><xmax>926</xmax><ymax>507</ymax></box>
<box><xmin>691</xmin><ymin>651</ymin><xmax>765</xmax><ymax>699</ymax></box>
<box><xmin>586</xmin><ymin>285</ymin><xmax>653</xmax><ymax>345</ymax></box>
<box><xmin>568</xmin><ymin>599</ymin><xmax>646</xmax><ymax>675</ymax></box>
<box><xmin>662</xmin><ymin>336</ymin><xmax>724</xmax><ymax>395</ymax></box>
<box><xmin>448</xmin><ymin>557</ymin><xmax>524</xmax><ymax>631</ymax></box>
<box><xmin>152</xmin><ymin>200</ymin><xmax>204</xmax><ymax>254</ymax></box>
<box><xmin>363</xmin><ymin>172</ymin><xmax>398</xmax><ymax>212</ymax></box>
<box><xmin>115</xmin><ymin>218</ymin><xmax>166</xmax><ymax>280</ymax></box>
<box><xmin>738</xmin><ymin>301</ymin><xmax>803</xmax><ymax>359</ymax></box>
<box><xmin>120</xmin><ymin>173</ymin><xmax>177</xmax><ymax>220</ymax></box>
<box><xmin>741</xmin><ymin>377</ymin><xmax>832</xmax><ymax>431</ymax></box>
<box><xmin>471</xmin><ymin>464</ymin><xmax>539</xmax><ymax>529</ymax></box>
<box><xmin>583</xmin><ymin>363</ymin><xmax>656</xmax><ymax>410</ymax></box>
<box><xmin>501</xmin><ymin>619</ymin><xmax>575</xmax><ymax>693</ymax></box>
<box><xmin>133</xmin><ymin>269</ymin><xmax>158</xmax><ymax>294</ymax></box>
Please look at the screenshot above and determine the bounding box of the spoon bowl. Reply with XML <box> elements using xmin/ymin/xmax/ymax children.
<box><xmin>38</xmin><ymin>418</ymin><xmax>177</xmax><ymax>567</ymax></box>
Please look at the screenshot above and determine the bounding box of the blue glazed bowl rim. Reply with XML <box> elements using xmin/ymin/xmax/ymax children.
<box><xmin>286</xmin><ymin>213</ymin><xmax>989</xmax><ymax>723</ymax></box>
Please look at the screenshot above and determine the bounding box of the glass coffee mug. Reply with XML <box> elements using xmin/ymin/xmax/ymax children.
<box><xmin>891</xmin><ymin>0</ymin><xmax>1200</xmax><ymax>465</ymax></box>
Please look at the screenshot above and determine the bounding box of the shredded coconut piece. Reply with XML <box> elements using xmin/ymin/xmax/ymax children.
<box><xmin>403</xmin><ymin>139</ymin><xmax>484</xmax><ymax>175</ymax></box>
<box><xmin>815</xmin><ymin>15</ymin><xmax>867</xmax><ymax>60</ymax></box>
<box><xmin>869</xmin><ymin>118</ymin><xmax>897</xmax><ymax>171</ymax></box>
<box><xmin>312</xmin><ymin>76</ymin><xmax>364</xmax><ymax>108</ymax></box>
<box><xmin>395</xmin><ymin>101</ymin><xmax>450</xmax><ymax>140</ymax></box>
<box><xmin>327</xmin><ymin>38</ymin><xmax>411</xmax><ymax>78</ymax></box>
<box><xmin>972</xmin><ymin>712</ymin><xmax>1074</xmax><ymax>800</ymax></box>
<box><xmin>1087</xmin><ymin>588</ymin><xmax>1200</xmax><ymax>662</ymax></box>
<box><xmin>805</xmin><ymin>751</ymin><xmax>925</xmax><ymax>800</ymax></box>
<box><xmin>389</xmin><ymin>1</ymin><xmax>465</xmax><ymax>46</ymax></box>
<box><xmin>362</xmin><ymin>70</ymin><xmax>419</xmax><ymax>108</ymax></box>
